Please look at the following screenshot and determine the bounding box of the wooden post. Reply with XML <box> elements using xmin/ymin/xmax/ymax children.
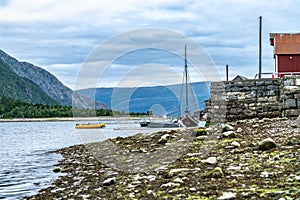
<box><xmin>259</xmin><ymin>16</ymin><xmax>262</xmax><ymax>79</ymax></box>
<box><xmin>226</xmin><ymin>64</ymin><xmax>229</xmax><ymax>81</ymax></box>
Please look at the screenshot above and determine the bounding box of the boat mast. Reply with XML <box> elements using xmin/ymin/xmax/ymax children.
<box><xmin>185</xmin><ymin>45</ymin><xmax>189</xmax><ymax>114</ymax></box>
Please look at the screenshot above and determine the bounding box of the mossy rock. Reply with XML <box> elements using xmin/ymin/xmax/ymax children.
<box><xmin>258</xmin><ymin>138</ymin><xmax>277</xmax><ymax>151</ymax></box>
<box><xmin>193</xmin><ymin>128</ymin><xmax>207</xmax><ymax>136</ymax></box>
<box><xmin>287</xmin><ymin>138</ymin><xmax>300</xmax><ymax>145</ymax></box>
<box><xmin>205</xmin><ymin>167</ymin><xmax>224</xmax><ymax>178</ymax></box>
<box><xmin>53</xmin><ymin>167</ymin><xmax>61</xmax><ymax>173</ymax></box>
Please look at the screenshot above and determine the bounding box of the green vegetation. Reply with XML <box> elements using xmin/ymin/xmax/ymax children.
<box><xmin>193</xmin><ymin>128</ymin><xmax>207</xmax><ymax>136</ymax></box>
<box><xmin>0</xmin><ymin>96</ymin><xmax>148</xmax><ymax>118</ymax></box>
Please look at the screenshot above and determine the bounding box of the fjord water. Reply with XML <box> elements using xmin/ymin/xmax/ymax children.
<box><xmin>0</xmin><ymin>120</ymin><xmax>169</xmax><ymax>199</ymax></box>
<box><xmin>0</xmin><ymin>121</ymin><xmax>81</xmax><ymax>199</ymax></box>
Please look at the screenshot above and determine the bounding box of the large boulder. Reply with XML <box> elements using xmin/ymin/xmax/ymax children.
<box><xmin>258</xmin><ymin>138</ymin><xmax>277</xmax><ymax>151</ymax></box>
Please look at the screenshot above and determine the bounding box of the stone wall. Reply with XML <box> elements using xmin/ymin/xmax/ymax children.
<box><xmin>281</xmin><ymin>76</ymin><xmax>300</xmax><ymax>117</ymax></box>
<box><xmin>206</xmin><ymin>76</ymin><xmax>300</xmax><ymax>122</ymax></box>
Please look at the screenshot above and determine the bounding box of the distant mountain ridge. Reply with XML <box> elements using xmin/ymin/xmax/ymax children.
<box><xmin>0</xmin><ymin>49</ymin><xmax>107</xmax><ymax>109</ymax></box>
<box><xmin>77</xmin><ymin>82</ymin><xmax>210</xmax><ymax>115</ymax></box>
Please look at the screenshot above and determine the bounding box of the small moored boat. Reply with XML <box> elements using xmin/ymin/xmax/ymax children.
<box><xmin>75</xmin><ymin>123</ymin><xmax>105</xmax><ymax>129</ymax></box>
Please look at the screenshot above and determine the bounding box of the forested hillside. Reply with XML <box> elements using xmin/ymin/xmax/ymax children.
<box><xmin>0</xmin><ymin>96</ymin><xmax>146</xmax><ymax>118</ymax></box>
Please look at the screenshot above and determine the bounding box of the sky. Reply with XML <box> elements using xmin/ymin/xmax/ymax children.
<box><xmin>0</xmin><ymin>0</ymin><xmax>300</xmax><ymax>89</ymax></box>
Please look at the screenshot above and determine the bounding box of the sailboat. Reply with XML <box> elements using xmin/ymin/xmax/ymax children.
<box><xmin>139</xmin><ymin>46</ymin><xmax>200</xmax><ymax>128</ymax></box>
<box><xmin>178</xmin><ymin>46</ymin><xmax>200</xmax><ymax>128</ymax></box>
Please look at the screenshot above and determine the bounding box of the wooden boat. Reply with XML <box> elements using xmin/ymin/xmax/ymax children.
<box><xmin>139</xmin><ymin>46</ymin><xmax>200</xmax><ymax>128</ymax></box>
<box><xmin>178</xmin><ymin>46</ymin><xmax>200</xmax><ymax>128</ymax></box>
<box><xmin>75</xmin><ymin>123</ymin><xmax>105</xmax><ymax>129</ymax></box>
<box><xmin>147</xmin><ymin>122</ymin><xmax>180</xmax><ymax>128</ymax></box>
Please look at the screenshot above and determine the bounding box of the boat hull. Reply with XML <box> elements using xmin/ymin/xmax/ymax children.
<box><xmin>147</xmin><ymin>122</ymin><xmax>180</xmax><ymax>128</ymax></box>
<box><xmin>75</xmin><ymin>123</ymin><xmax>105</xmax><ymax>129</ymax></box>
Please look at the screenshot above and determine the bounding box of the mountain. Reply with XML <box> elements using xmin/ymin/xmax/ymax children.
<box><xmin>76</xmin><ymin>82</ymin><xmax>210</xmax><ymax>116</ymax></box>
<box><xmin>0</xmin><ymin>49</ymin><xmax>107</xmax><ymax>109</ymax></box>
<box><xmin>0</xmin><ymin>59</ymin><xmax>58</xmax><ymax>105</ymax></box>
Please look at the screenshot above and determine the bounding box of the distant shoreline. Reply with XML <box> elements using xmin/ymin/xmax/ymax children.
<box><xmin>0</xmin><ymin>116</ymin><xmax>166</xmax><ymax>123</ymax></box>
<box><xmin>0</xmin><ymin>116</ymin><xmax>144</xmax><ymax>123</ymax></box>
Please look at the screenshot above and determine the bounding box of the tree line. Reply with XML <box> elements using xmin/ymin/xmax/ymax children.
<box><xmin>0</xmin><ymin>96</ymin><xmax>147</xmax><ymax>118</ymax></box>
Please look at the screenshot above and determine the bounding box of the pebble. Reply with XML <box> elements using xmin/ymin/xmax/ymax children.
<box><xmin>223</xmin><ymin>124</ymin><xmax>235</xmax><ymax>131</ymax></box>
<box><xmin>160</xmin><ymin>182</ymin><xmax>180</xmax><ymax>188</ymax></box>
<box><xmin>173</xmin><ymin>177</ymin><xmax>184</xmax><ymax>183</ymax></box>
<box><xmin>169</xmin><ymin>168</ymin><xmax>191</xmax><ymax>176</ymax></box>
<box><xmin>158</xmin><ymin>134</ymin><xmax>170</xmax><ymax>143</ymax></box>
<box><xmin>197</xmin><ymin>135</ymin><xmax>208</xmax><ymax>140</ymax></box>
<box><xmin>231</xmin><ymin>141</ymin><xmax>241</xmax><ymax>148</ymax></box>
<box><xmin>217</xmin><ymin>192</ymin><xmax>236</xmax><ymax>200</ymax></box>
<box><xmin>207</xmin><ymin>167</ymin><xmax>224</xmax><ymax>178</ymax></box>
<box><xmin>222</xmin><ymin>131</ymin><xmax>236</xmax><ymax>138</ymax></box>
<box><xmin>202</xmin><ymin>157</ymin><xmax>217</xmax><ymax>165</ymax></box>
<box><xmin>236</xmin><ymin>127</ymin><xmax>243</xmax><ymax>133</ymax></box>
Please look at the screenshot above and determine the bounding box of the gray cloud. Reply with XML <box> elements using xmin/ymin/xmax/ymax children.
<box><xmin>0</xmin><ymin>0</ymin><xmax>299</xmax><ymax>88</ymax></box>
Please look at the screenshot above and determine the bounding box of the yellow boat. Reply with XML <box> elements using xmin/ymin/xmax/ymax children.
<box><xmin>75</xmin><ymin>123</ymin><xmax>105</xmax><ymax>129</ymax></box>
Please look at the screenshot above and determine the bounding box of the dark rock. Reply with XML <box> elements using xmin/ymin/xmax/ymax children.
<box><xmin>258</xmin><ymin>138</ymin><xmax>277</xmax><ymax>151</ymax></box>
<box><xmin>223</xmin><ymin>124</ymin><xmax>235</xmax><ymax>132</ymax></box>
<box><xmin>287</xmin><ymin>138</ymin><xmax>300</xmax><ymax>145</ymax></box>
<box><xmin>53</xmin><ymin>167</ymin><xmax>61</xmax><ymax>173</ymax></box>
<box><xmin>103</xmin><ymin>177</ymin><xmax>116</xmax><ymax>186</ymax></box>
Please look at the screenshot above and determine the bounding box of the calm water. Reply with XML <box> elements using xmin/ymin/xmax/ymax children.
<box><xmin>0</xmin><ymin>120</ymin><xmax>168</xmax><ymax>199</ymax></box>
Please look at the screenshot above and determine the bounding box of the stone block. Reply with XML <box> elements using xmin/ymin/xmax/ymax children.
<box><xmin>268</xmin><ymin>96</ymin><xmax>278</xmax><ymax>102</ymax></box>
<box><xmin>295</xmin><ymin>93</ymin><xmax>300</xmax><ymax>99</ymax></box>
<box><xmin>240</xmin><ymin>87</ymin><xmax>251</xmax><ymax>92</ymax></box>
<box><xmin>257</xmin><ymin>112</ymin><xmax>269</xmax><ymax>118</ymax></box>
<box><xmin>237</xmin><ymin>93</ymin><xmax>245</xmax><ymax>100</ymax></box>
<box><xmin>284</xmin><ymin>80</ymin><xmax>292</xmax><ymax>86</ymax></box>
<box><xmin>266</xmin><ymin>90</ymin><xmax>276</xmax><ymax>96</ymax></box>
<box><xmin>285</xmin><ymin>109</ymin><xmax>300</xmax><ymax>117</ymax></box>
<box><xmin>296</xmin><ymin>78</ymin><xmax>300</xmax><ymax>86</ymax></box>
<box><xmin>244</xmin><ymin>109</ymin><xmax>256</xmax><ymax>117</ymax></box>
<box><xmin>249</xmin><ymin>106</ymin><xmax>257</xmax><ymax>111</ymax></box>
<box><xmin>227</xmin><ymin>95</ymin><xmax>237</xmax><ymax>101</ymax></box>
<box><xmin>285</xmin><ymin>99</ymin><xmax>297</xmax><ymax>108</ymax></box>
<box><xmin>245</xmin><ymin>98</ymin><xmax>256</xmax><ymax>104</ymax></box>
<box><xmin>243</xmin><ymin>81</ymin><xmax>255</xmax><ymax>87</ymax></box>
<box><xmin>264</xmin><ymin>80</ymin><xmax>274</xmax><ymax>85</ymax></box>
<box><xmin>258</xmin><ymin>97</ymin><xmax>269</xmax><ymax>102</ymax></box>
<box><xmin>266</xmin><ymin>85</ymin><xmax>277</xmax><ymax>90</ymax></box>
<box><xmin>245</xmin><ymin>91</ymin><xmax>256</xmax><ymax>98</ymax></box>
<box><xmin>225</xmin><ymin>84</ymin><xmax>233</xmax><ymax>90</ymax></box>
<box><xmin>283</xmin><ymin>86</ymin><xmax>300</xmax><ymax>94</ymax></box>
<box><xmin>256</xmin><ymin>81</ymin><xmax>265</xmax><ymax>86</ymax></box>
<box><xmin>234</xmin><ymin>81</ymin><xmax>244</xmax><ymax>87</ymax></box>
<box><xmin>258</xmin><ymin>86</ymin><xmax>266</xmax><ymax>91</ymax></box>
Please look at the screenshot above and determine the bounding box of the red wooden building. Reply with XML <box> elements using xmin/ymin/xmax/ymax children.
<box><xmin>270</xmin><ymin>33</ymin><xmax>300</xmax><ymax>77</ymax></box>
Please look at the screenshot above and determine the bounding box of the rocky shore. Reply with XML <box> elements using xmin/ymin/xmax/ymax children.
<box><xmin>26</xmin><ymin>117</ymin><xmax>300</xmax><ymax>199</ymax></box>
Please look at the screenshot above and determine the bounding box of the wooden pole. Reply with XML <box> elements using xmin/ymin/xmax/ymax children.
<box><xmin>226</xmin><ymin>64</ymin><xmax>229</xmax><ymax>81</ymax></box>
<box><xmin>259</xmin><ymin>16</ymin><xmax>262</xmax><ymax>79</ymax></box>
<box><xmin>185</xmin><ymin>46</ymin><xmax>189</xmax><ymax>114</ymax></box>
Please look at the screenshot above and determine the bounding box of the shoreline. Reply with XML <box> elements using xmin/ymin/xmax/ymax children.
<box><xmin>26</xmin><ymin>117</ymin><xmax>300</xmax><ymax>199</ymax></box>
<box><xmin>0</xmin><ymin>116</ymin><xmax>149</xmax><ymax>123</ymax></box>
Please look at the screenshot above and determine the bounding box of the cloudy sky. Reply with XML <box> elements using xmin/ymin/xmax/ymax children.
<box><xmin>0</xmin><ymin>0</ymin><xmax>299</xmax><ymax>89</ymax></box>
